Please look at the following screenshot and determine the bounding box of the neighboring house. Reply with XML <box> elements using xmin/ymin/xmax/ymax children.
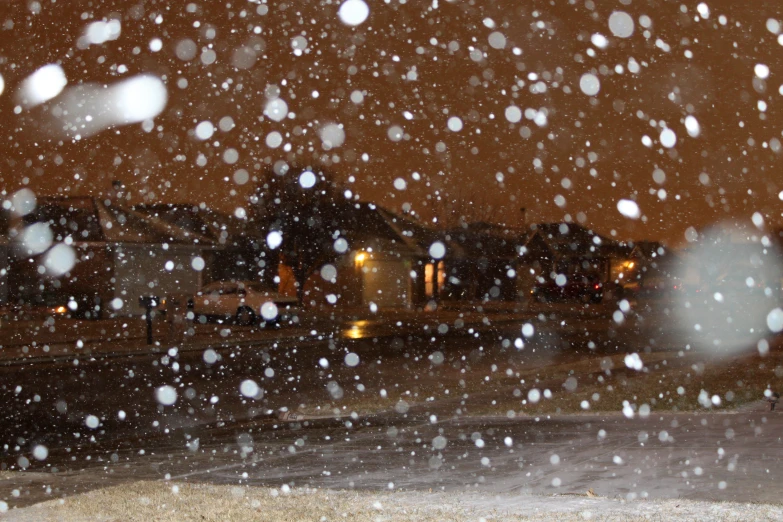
<box><xmin>7</xmin><ymin>197</ymin><xmax>218</xmax><ymax>316</ymax></box>
<box><xmin>281</xmin><ymin>202</ymin><xmax>430</xmax><ymax>309</ymax></box>
<box><xmin>441</xmin><ymin>222</ymin><xmax>552</xmax><ymax>302</ymax></box>
<box><xmin>100</xmin><ymin>201</ymin><xmax>219</xmax><ymax>315</ymax></box>
<box><xmin>386</xmin><ymin>211</ymin><xmax>457</xmax><ymax>304</ymax></box>
<box><xmin>625</xmin><ymin>240</ymin><xmax>680</xmax><ymax>286</ymax></box>
<box><xmin>532</xmin><ymin>222</ymin><xmax>628</xmax><ymax>282</ymax></box>
<box><xmin>8</xmin><ymin>197</ymin><xmax>114</xmax><ymax>311</ymax></box>
<box><xmin>607</xmin><ymin>240</ymin><xmax>645</xmax><ymax>284</ymax></box>
<box><xmin>133</xmin><ymin>203</ymin><xmax>274</xmax><ymax>287</ymax></box>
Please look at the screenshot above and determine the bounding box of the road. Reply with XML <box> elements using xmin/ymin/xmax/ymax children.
<box><xmin>134</xmin><ymin>408</ymin><xmax>783</xmax><ymax>504</ymax></box>
<box><xmin>1</xmin><ymin>302</ymin><xmax>613</xmax><ymax>447</ymax></box>
<box><xmin>0</xmin><ymin>299</ymin><xmax>778</xmax><ymax>509</ymax></box>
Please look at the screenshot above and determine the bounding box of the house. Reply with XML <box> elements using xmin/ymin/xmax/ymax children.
<box><xmin>441</xmin><ymin>222</ymin><xmax>552</xmax><ymax>302</ymax></box>
<box><xmin>133</xmin><ymin>203</ymin><xmax>275</xmax><ymax>287</ymax></box>
<box><xmin>384</xmin><ymin>211</ymin><xmax>457</xmax><ymax>304</ymax></box>
<box><xmin>7</xmin><ymin>197</ymin><xmax>219</xmax><ymax>316</ymax></box>
<box><xmin>622</xmin><ymin>240</ymin><xmax>681</xmax><ymax>286</ymax></box>
<box><xmin>7</xmin><ymin>196</ymin><xmax>114</xmax><ymax>313</ymax></box>
<box><xmin>531</xmin><ymin>222</ymin><xmax>628</xmax><ymax>282</ymax></box>
<box><xmin>286</xmin><ymin>202</ymin><xmax>430</xmax><ymax>309</ymax></box>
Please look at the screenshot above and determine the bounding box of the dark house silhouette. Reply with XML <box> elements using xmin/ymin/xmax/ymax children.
<box><xmin>133</xmin><ymin>203</ymin><xmax>275</xmax><ymax>288</ymax></box>
<box><xmin>442</xmin><ymin>222</ymin><xmax>552</xmax><ymax>301</ymax></box>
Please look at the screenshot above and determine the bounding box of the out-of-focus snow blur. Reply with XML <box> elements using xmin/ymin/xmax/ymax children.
<box><xmin>31</xmin><ymin>75</ymin><xmax>167</xmax><ymax>138</ymax></box>
<box><xmin>675</xmin><ymin>221</ymin><xmax>783</xmax><ymax>355</ymax></box>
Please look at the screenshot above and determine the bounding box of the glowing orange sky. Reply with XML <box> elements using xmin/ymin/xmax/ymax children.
<box><xmin>0</xmin><ymin>0</ymin><xmax>781</xmax><ymax>245</ymax></box>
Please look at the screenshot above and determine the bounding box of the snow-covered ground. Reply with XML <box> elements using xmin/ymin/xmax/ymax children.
<box><xmin>4</xmin><ymin>481</ymin><xmax>782</xmax><ymax>522</ymax></box>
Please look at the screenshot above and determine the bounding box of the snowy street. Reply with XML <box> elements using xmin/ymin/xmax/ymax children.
<box><xmin>2</xmin><ymin>299</ymin><xmax>781</xmax><ymax>510</ymax></box>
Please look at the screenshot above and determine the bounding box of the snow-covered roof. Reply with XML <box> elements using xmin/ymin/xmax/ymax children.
<box><xmin>31</xmin><ymin>197</ymin><xmax>218</xmax><ymax>247</ymax></box>
<box><xmin>533</xmin><ymin>222</ymin><xmax>627</xmax><ymax>259</ymax></box>
<box><xmin>445</xmin><ymin>222</ymin><xmax>547</xmax><ymax>261</ymax></box>
<box><xmin>133</xmin><ymin>203</ymin><xmax>258</xmax><ymax>247</ymax></box>
<box><xmin>326</xmin><ymin>202</ymin><xmax>427</xmax><ymax>257</ymax></box>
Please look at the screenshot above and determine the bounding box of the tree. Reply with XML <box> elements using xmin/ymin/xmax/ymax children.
<box><xmin>253</xmin><ymin>165</ymin><xmax>342</xmax><ymax>305</ymax></box>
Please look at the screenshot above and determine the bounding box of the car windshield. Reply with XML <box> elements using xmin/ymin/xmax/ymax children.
<box><xmin>2</xmin><ymin>1</ymin><xmax>783</xmax><ymax>520</ymax></box>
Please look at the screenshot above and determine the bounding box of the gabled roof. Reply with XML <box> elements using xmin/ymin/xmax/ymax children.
<box><xmin>24</xmin><ymin>197</ymin><xmax>217</xmax><ymax>247</ymax></box>
<box><xmin>133</xmin><ymin>203</ymin><xmax>258</xmax><ymax>247</ymax></box>
<box><xmin>628</xmin><ymin>240</ymin><xmax>669</xmax><ymax>260</ymax></box>
<box><xmin>445</xmin><ymin>222</ymin><xmax>548</xmax><ymax>261</ymax></box>
<box><xmin>327</xmin><ymin>202</ymin><xmax>428</xmax><ymax>257</ymax></box>
<box><xmin>532</xmin><ymin>222</ymin><xmax>624</xmax><ymax>258</ymax></box>
<box><xmin>375</xmin><ymin>208</ymin><xmax>432</xmax><ymax>256</ymax></box>
<box><xmin>22</xmin><ymin>197</ymin><xmax>104</xmax><ymax>241</ymax></box>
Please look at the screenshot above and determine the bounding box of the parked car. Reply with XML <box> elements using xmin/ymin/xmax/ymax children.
<box><xmin>530</xmin><ymin>274</ymin><xmax>604</xmax><ymax>304</ymax></box>
<box><xmin>188</xmin><ymin>280</ymin><xmax>298</xmax><ymax>326</ymax></box>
